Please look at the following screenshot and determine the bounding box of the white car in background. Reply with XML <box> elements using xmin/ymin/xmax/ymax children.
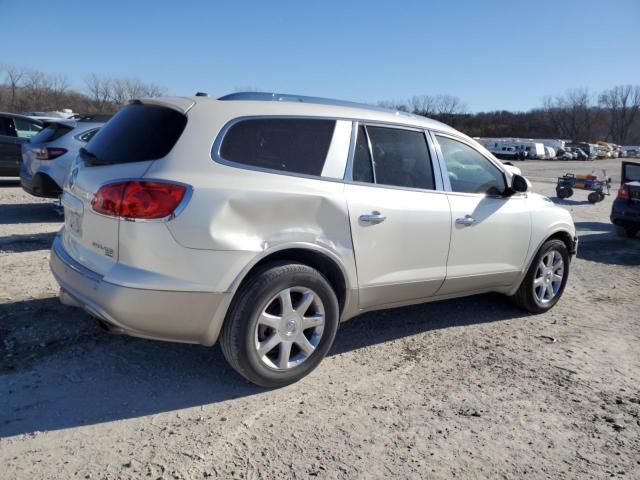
<box><xmin>50</xmin><ymin>93</ymin><xmax>577</xmax><ymax>387</ymax></box>
<box><xmin>20</xmin><ymin>116</ymin><xmax>108</xmax><ymax>197</ymax></box>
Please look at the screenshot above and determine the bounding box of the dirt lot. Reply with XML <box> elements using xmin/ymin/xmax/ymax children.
<box><xmin>1</xmin><ymin>159</ymin><xmax>639</xmax><ymax>480</ymax></box>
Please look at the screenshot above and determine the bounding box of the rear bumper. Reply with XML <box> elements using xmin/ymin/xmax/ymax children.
<box><xmin>610</xmin><ymin>199</ymin><xmax>640</xmax><ymax>227</ymax></box>
<box><xmin>20</xmin><ymin>164</ymin><xmax>62</xmax><ymax>198</ymax></box>
<box><xmin>50</xmin><ymin>232</ymin><xmax>228</xmax><ymax>345</ymax></box>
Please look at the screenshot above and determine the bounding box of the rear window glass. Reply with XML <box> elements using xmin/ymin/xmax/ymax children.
<box><xmin>84</xmin><ymin>104</ymin><xmax>187</xmax><ymax>165</ymax></box>
<box><xmin>219</xmin><ymin>118</ymin><xmax>336</xmax><ymax>176</ymax></box>
<box><xmin>367</xmin><ymin>126</ymin><xmax>435</xmax><ymax>190</ymax></box>
<box><xmin>625</xmin><ymin>163</ymin><xmax>640</xmax><ymax>182</ymax></box>
<box><xmin>31</xmin><ymin>124</ymin><xmax>72</xmax><ymax>143</ymax></box>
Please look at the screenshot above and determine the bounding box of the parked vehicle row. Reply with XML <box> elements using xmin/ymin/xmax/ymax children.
<box><xmin>20</xmin><ymin>116</ymin><xmax>108</xmax><ymax>197</ymax></box>
<box><xmin>1</xmin><ymin>112</ymin><xmax>108</xmax><ymax>183</ymax></box>
<box><xmin>48</xmin><ymin>92</ymin><xmax>577</xmax><ymax>387</ymax></box>
<box><xmin>477</xmin><ymin>137</ymin><xmax>631</xmax><ymax>161</ymax></box>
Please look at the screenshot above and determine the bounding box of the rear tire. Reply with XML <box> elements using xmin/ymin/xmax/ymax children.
<box><xmin>220</xmin><ymin>262</ymin><xmax>339</xmax><ymax>388</ymax></box>
<box><xmin>615</xmin><ymin>225</ymin><xmax>639</xmax><ymax>238</ymax></box>
<box><xmin>587</xmin><ymin>192</ymin><xmax>600</xmax><ymax>203</ymax></box>
<box><xmin>510</xmin><ymin>239</ymin><xmax>570</xmax><ymax>314</ymax></box>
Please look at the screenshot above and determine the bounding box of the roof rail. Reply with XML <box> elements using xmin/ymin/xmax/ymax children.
<box><xmin>218</xmin><ymin>91</ymin><xmax>414</xmax><ymax>117</ymax></box>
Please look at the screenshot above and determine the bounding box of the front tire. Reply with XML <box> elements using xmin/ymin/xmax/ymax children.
<box><xmin>557</xmin><ymin>187</ymin><xmax>570</xmax><ymax>199</ymax></box>
<box><xmin>510</xmin><ymin>239</ymin><xmax>570</xmax><ymax>313</ymax></box>
<box><xmin>220</xmin><ymin>262</ymin><xmax>339</xmax><ymax>387</ymax></box>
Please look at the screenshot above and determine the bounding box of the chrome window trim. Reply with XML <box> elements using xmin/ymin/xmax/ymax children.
<box><xmin>211</xmin><ymin>115</ymin><xmax>451</xmax><ymax>194</ymax></box>
<box><xmin>89</xmin><ymin>178</ymin><xmax>193</xmax><ymax>223</ymax></box>
<box><xmin>211</xmin><ymin>115</ymin><xmax>345</xmax><ymax>181</ymax></box>
<box><xmin>430</xmin><ymin>130</ymin><xmax>511</xmax><ymax>199</ymax></box>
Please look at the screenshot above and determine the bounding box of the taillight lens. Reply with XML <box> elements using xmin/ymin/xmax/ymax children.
<box><xmin>91</xmin><ymin>181</ymin><xmax>187</xmax><ymax>219</ymax></box>
<box><xmin>36</xmin><ymin>147</ymin><xmax>68</xmax><ymax>160</ymax></box>
<box><xmin>617</xmin><ymin>185</ymin><xmax>630</xmax><ymax>200</ymax></box>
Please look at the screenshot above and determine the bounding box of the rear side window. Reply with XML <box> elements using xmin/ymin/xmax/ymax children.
<box><xmin>352</xmin><ymin>126</ymin><xmax>373</xmax><ymax>183</ymax></box>
<box><xmin>31</xmin><ymin>123</ymin><xmax>73</xmax><ymax>143</ymax></box>
<box><xmin>219</xmin><ymin>118</ymin><xmax>336</xmax><ymax>176</ymax></box>
<box><xmin>366</xmin><ymin>126</ymin><xmax>435</xmax><ymax>190</ymax></box>
<box><xmin>76</xmin><ymin>128</ymin><xmax>100</xmax><ymax>143</ymax></box>
<box><xmin>84</xmin><ymin>104</ymin><xmax>187</xmax><ymax>165</ymax></box>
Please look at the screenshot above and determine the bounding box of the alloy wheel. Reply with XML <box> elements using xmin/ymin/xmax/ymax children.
<box><xmin>254</xmin><ymin>287</ymin><xmax>325</xmax><ymax>370</ymax></box>
<box><xmin>533</xmin><ymin>250</ymin><xmax>564</xmax><ymax>304</ymax></box>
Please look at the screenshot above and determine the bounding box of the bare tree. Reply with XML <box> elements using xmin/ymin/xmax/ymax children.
<box><xmin>380</xmin><ymin>94</ymin><xmax>466</xmax><ymax>118</ymax></box>
<box><xmin>434</xmin><ymin>95</ymin><xmax>467</xmax><ymax>115</ymax></box>
<box><xmin>542</xmin><ymin>89</ymin><xmax>593</xmax><ymax>141</ymax></box>
<box><xmin>85</xmin><ymin>74</ymin><xmax>166</xmax><ymax>112</ymax></box>
<box><xmin>85</xmin><ymin>74</ymin><xmax>114</xmax><ymax>113</ymax></box>
<box><xmin>410</xmin><ymin>95</ymin><xmax>437</xmax><ymax>116</ymax></box>
<box><xmin>599</xmin><ymin>85</ymin><xmax>640</xmax><ymax>144</ymax></box>
<box><xmin>22</xmin><ymin>69</ymin><xmax>54</xmax><ymax>110</ymax></box>
<box><xmin>4</xmin><ymin>65</ymin><xmax>27</xmax><ymax>111</ymax></box>
<box><xmin>49</xmin><ymin>73</ymin><xmax>71</xmax><ymax>107</ymax></box>
<box><xmin>377</xmin><ymin>100</ymin><xmax>410</xmax><ymax>112</ymax></box>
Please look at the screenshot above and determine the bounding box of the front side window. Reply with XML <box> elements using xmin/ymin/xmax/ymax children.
<box><xmin>437</xmin><ymin>135</ymin><xmax>507</xmax><ymax>195</ymax></box>
<box><xmin>366</xmin><ymin>126</ymin><xmax>434</xmax><ymax>190</ymax></box>
<box><xmin>220</xmin><ymin>118</ymin><xmax>336</xmax><ymax>176</ymax></box>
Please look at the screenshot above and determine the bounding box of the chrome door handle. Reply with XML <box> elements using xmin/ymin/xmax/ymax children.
<box><xmin>455</xmin><ymin>215</ymin><xmax>477</xmax><ymax>226</ymax></box>
<box><xmin>359</xmin><ymin>211</ymin><xmax>386</xmax><ymax>225</ymax></box>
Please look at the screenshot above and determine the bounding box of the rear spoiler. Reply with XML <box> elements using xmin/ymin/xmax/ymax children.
<box><xmin>129</xmin><ymin>97</ymin><xmax>196</xmax><ymax>114</ymax></box>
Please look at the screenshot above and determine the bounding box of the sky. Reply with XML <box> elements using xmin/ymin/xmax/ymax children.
<box><xmin>2</xmin><ymin>0</ymin><xmax>639</xmax><ymax>112</ymax></box>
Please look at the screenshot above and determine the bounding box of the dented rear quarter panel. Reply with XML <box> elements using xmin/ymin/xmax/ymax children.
<box><xmin>142</xmin><ymin>101</ymin><xmax>358</xmax><ymax>296</ymax></box>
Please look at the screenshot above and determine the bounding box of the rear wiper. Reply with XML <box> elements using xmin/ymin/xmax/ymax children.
<box><xmin>79</xmin><ymin>147</ymin><xmax>108</xmax><ymax>166</ymax></box>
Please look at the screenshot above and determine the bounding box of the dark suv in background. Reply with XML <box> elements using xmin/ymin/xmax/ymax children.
<box><xmin>0</xmin><ymin>113</ymin><xmax>43</xmax><ymax>176</ymax></box>
<box><xmin>611</xmin><ymin>161</ymin><xmax>640</xmax><ymax>238</ymax></box>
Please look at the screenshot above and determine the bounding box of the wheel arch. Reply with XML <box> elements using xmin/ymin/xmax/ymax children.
<box><xmin>233</xmin><ymin>246</ymin><xmax>350</xmax><ymax>316</ymax></box>
<box><xmin>507</xmin><ymin>227</ymin><xmax>576</xmax><ymax>297</ymax></box>
<box><xmin>201</xmin><ymin>243</ymin><xmax>357</xmax><ymax>346</ymax></box>
<box><xmin>545</xmin><ymin>230</ymin><xmax>575</xmax><ymax>255</ymax></box>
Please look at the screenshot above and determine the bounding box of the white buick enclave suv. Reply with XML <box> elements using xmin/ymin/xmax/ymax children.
<box><xmin>50</xmin><ymin>93</ymin><xmax>577</xmax><ymax>387</ymax></box>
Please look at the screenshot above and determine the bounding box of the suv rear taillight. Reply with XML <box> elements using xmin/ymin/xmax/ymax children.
<box><xmin>617</xmin><ymin>185</ymin><xmax>630</xmax><ymax>200</ymax></box>
<box><xmin>91</xmin><ymin>181</ymin><xmax>188</xmax><ymax>219</ymax></box>
<box><xmin>36</xmin><ymin>147</ymin><xmax>67</xmax><ymax>160</ymax></box>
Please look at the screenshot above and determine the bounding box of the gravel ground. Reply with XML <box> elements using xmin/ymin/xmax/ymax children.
<box><xmin>0</xmin><ymin>159</ymin><xmax>639</xmax><ymax>480</ymax></box>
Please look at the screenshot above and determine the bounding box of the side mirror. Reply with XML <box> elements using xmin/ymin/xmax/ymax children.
<box><xmin>511</xmin><ymin>174</ymin><xmax>530</xmax><ymax>193</ymax></box>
